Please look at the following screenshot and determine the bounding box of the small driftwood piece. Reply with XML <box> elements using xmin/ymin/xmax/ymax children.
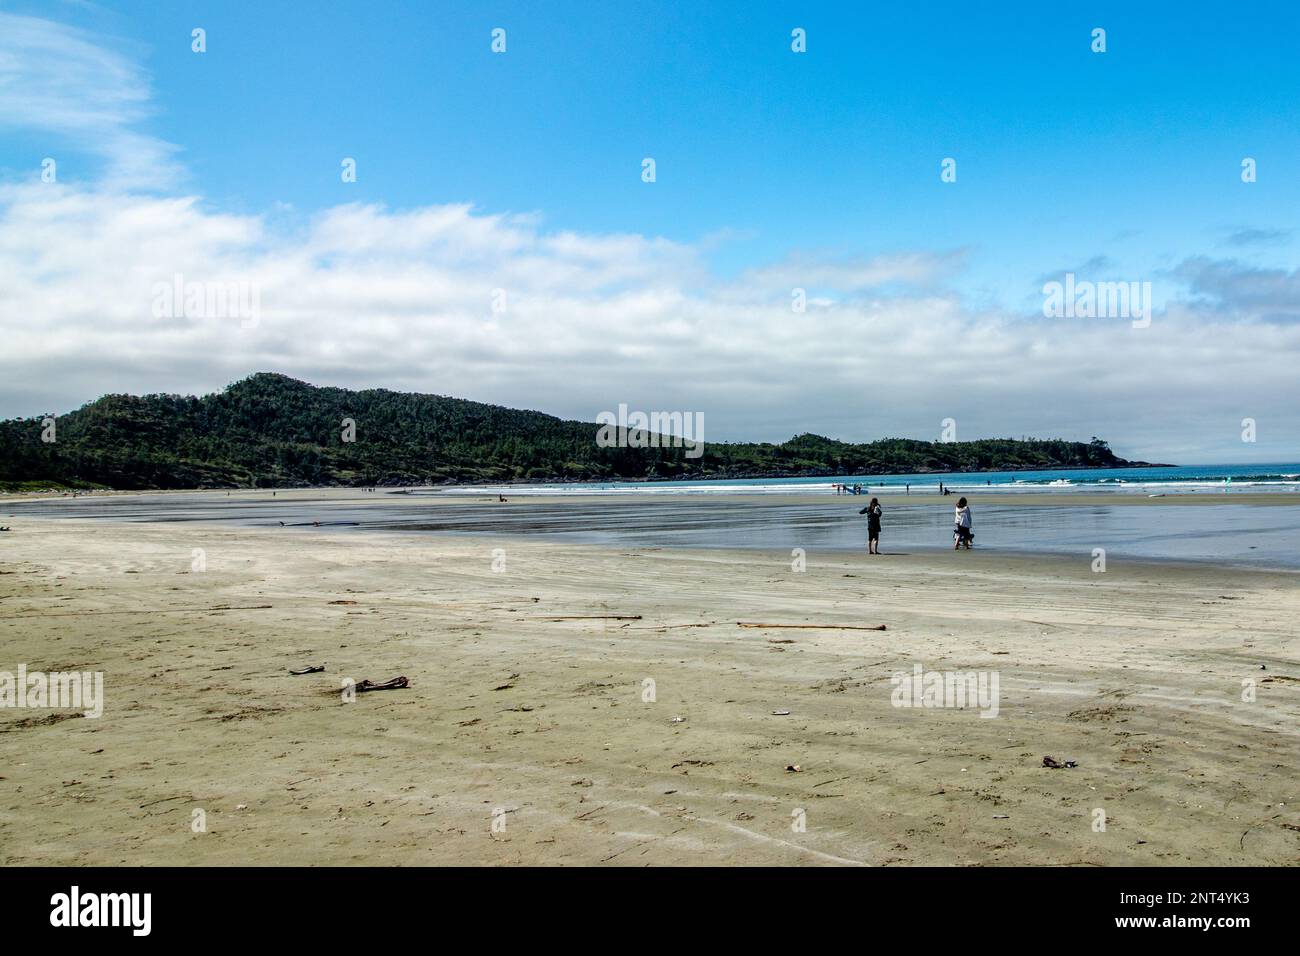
<box><xmin>736</xmin><ymin>622</ymin><xmax>886</xmax><ymax>631</ymax></box>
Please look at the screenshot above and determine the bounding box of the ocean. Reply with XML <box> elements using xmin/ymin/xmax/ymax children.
<box><xmin>430</xmin><ymin>462</ymin><xmax>1300</xmax><ymax>496</ymax></box>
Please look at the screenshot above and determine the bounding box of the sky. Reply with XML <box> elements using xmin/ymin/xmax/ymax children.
<box><xmin>1</xmin><ymin>0</ymin><xmax>1299</xmax><ymax>463</ymax></box>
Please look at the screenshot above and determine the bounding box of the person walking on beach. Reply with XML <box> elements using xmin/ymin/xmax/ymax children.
<box><xmin>953</xmin><ymin>496</ymin><xmax>973</xmax><ymax>549</ymax></box>
<box><xmin>859</xmin><ymin>497</ymin><xmax>882</xmax><ymax>554</ymax></box>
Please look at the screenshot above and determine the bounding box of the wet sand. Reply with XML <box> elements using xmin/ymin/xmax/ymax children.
<box><xmin>1</xmin><ymin>514</ymin><xmax>1297</xmax><ymax>866</ymax></box>
<box><xmin>7</xmin><ymin>488</ymin><xmax>1300</xmax><ymax>569</ymax></box>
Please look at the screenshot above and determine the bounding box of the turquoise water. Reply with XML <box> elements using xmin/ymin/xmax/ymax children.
<box><xmin>437</xmin><ymin>463</ymin><xmax>1300</xmax><ymax>496</ymax></box>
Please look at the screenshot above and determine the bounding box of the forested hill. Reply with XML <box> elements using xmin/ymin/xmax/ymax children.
<box><xmin>0</xmin><ymin>373</ymin><xmax>1159</xmax><ymax>490</ymax></box>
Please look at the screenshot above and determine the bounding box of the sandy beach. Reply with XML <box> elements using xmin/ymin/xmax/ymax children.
<box><xmin>1</xmin><ymin>502</ymin><xmax>1297</xmax><ymax>866</ymax></box>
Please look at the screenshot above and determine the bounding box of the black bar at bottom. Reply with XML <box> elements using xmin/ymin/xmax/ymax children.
<box><xmin>0</xmin><ymin>866</ymin><xmax>1284</xmax><ymax>940</ymax></box>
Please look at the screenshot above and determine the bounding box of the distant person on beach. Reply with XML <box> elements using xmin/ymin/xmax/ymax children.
<box><xmin>859</xmin><ymin>497</ymin><xmax>882</xmax><ymax>554</ymax></box>
<box><xmin>953</xmin><ymin>497</ymin><xmax>973</xmax><ymax>549</ymax></box>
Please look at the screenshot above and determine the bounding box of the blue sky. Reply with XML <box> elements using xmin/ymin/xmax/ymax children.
<box><xmin>18</xmin><ymin>1</ymin><xmax>1300</xmax><ymax>282</ymax></box>
<box><xmin>1</xmin><ymin>1</ymin><xmax>1299</xmax><ymax>461</ymax></box>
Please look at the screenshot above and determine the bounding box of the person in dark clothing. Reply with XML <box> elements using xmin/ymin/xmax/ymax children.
<box><xmin>859</xmin><ymin>497</ymin><xmax>883</xmax><ymax>554</ymax></box>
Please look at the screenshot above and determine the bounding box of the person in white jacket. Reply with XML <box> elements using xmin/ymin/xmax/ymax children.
<box><xmin>953</xmin><ymin>497</ymin><xmax>973</xmax><ymax>549</ymax></box>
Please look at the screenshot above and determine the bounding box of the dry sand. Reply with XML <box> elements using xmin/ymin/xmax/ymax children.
<box><xmin>1</xmin><ymin>512</ymin><xmax>1297</xmax><ymax>866</ymax></box>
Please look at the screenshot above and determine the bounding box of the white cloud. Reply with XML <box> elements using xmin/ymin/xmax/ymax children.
<box><xmin>0</xmin><ymin>12</ymin><xmax>182</xmax><ymax>189</ymax></box>
<box><xmin>3</xmin><ymin>181</ymin><xmax>1300</xmax><ymax>463</ymax></box>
